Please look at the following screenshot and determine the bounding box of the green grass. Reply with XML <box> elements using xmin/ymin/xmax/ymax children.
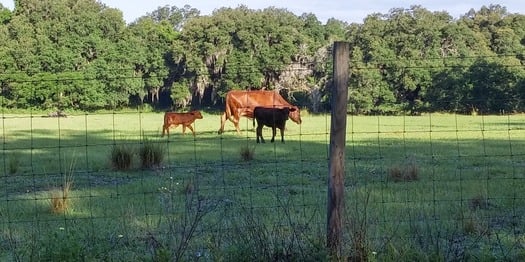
<box><xmin>1</xmin><ymin>111</ymin><xmax>525</xmax><ymax>260</ymax></box>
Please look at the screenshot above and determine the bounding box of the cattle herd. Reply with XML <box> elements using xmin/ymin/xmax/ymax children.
<box><xmin>161</xmin><ymin>90</ymin><xmax>302</xmax><ymax>143</ymax></box>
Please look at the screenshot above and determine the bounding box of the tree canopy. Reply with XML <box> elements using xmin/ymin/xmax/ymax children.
<box><xmin>0</xmin><ymin>1</ymin><xmax>524</xmax><ymax>114</ymax></box>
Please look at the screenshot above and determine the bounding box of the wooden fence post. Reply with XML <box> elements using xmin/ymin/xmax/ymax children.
<box><xmin>327</xmin><ymin>41</ymin><xmax>349</xmax><ymax>258</ymax></box>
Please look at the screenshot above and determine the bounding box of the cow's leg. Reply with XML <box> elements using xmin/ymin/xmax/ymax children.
<box><xmin>279</xmin><ymin>127</ymin><xmax>285</xmax><ymax>143</ymax></box>
<box><xmin>181</xmin><ymin>124</ymin><xmax>187</xmax><ymax>135</ymax></box>
<box><xmin>233</xmin><ymin>117</ymin><xmax>241</xmax><ymax>135</ymax></box>
<box><xmin>218</xmin><ymin>112</ymin><xmax>227</xmax><ymax>134</ymax></box>
<box><xmin>256</xmin><ymin>123</ymin><xmax>265</xmax><ymax>143</ymax></box>
<box><xmin>163</xmin><ymin>124</ymin><xmax>171</xmax><ymax>137</ymax></box>
<box><xmin>186</xmin><ymin>124</ymin><xmax>195</xmax><ymax>136</ymax></box>
<box><xmin>218</xmin><ymin>112</ymin><xmax>241</xmax><ymax>135</ymax></box>
<box><xmin>270</xmin><ymin>127</ymin><xmax>276</xmax><ymax>143</ymax></box>
<box><xmin>162</xmin><ymin>124</ymin><xmax>168</xmax><ymax>137</ymax></box>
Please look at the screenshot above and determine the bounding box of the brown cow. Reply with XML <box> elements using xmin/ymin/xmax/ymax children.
<box><xmin>218</xmin><ymin>90</ymin><xmax>301</xmax><ymax>134</ymax></box>
<box><xmin>161</xmin><ymin>111</ymin><xmax>203</xmax><ymax>137</ymax></box>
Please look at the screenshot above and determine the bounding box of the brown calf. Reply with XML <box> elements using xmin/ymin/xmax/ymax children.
<box><xmin>161</xmin><ymin>111</ymin><xmax>203</xmax><ymax>137</ymax></box>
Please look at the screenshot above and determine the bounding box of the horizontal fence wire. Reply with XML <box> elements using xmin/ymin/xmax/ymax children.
<box><xmin>1</xmin><ymin>107</ymin><xmax>525</xmax><ymax>260</ymax></box>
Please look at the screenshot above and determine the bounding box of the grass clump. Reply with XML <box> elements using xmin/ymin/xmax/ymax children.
<box><xmin>110</xmin><ymin>144</ymin><xmax>134</xmax><ymax>170</ymax></box>
<box><xmin>239</xmin><ymin>144</ymin><xmax>255</xmax><ymax>161</ymax></box>
<box><xmin>346</xmin><ymin>192</ymin><xmax>371</xmax><ymax>261</ymax></box>
<box><xmin>221</xmin><ymin>205</ymin><xmax>328</xmax><ymax>261</ymax></box>
<box><xmin>463</xmin><ymin>214</ymin><xmax>490</xmax><ymax>236</ymax></box>
<box><xmin>468</xmin><ymin>194</ymin><xmax>490</xmax><ymax>210</ymax></box>
<box><xmin>39</xmin><ymin>228</ymin><xmax>89</xmax><ymax>261</ymax></box>
<box><xmin>183</xmin><ymin>180</ymin><xmax>195</xmax><ymax>195</ymax></box>
<box><xmin>139</xmin><ymin>138</ymin><xmax>165</xmax><ymax>169</ymax></box>
<box><xmin>387</xmin><ymin>158</ymin><xmax>419</xmax><ymax>182</ymax></box>
<box><xmin>50</xmin><ymin>172</ymin><xmax>74</xmax><ymax>214</ymax></box>
<box><xmin>8</xmin><ymin>152</ymin><xmax>21</xmax><ymax>174</ymax></box>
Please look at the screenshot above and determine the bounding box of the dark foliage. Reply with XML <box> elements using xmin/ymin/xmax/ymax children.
<box><xmin>0</xmin><ymin>2</ymin><xmax>523</xmax><ymax>114</ymax></box>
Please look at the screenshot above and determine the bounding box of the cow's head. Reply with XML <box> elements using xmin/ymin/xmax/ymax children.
<box><xmin>191</xmin><ymin>111</ymin><xmax>203</xmax><ymax>119</ymax></box>
<box><xmin>288</xmin><ymin>106</ymin><xmax>301</xmax><ymax>124</ymax></box>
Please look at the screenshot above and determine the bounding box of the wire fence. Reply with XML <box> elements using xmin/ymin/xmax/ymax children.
<box><xmin>2</xmin><ymin>46</ymin><xmax>525</xmax><ymax>259</ymax></box>
<box><xmin>1</xmin><ymin>106</ymin><xmax>525</xmax><ymax>260</ymax></box>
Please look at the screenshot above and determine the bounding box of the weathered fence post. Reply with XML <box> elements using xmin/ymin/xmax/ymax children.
<box><xmin>327</xmin><ymin>41</ymin><xmax>349</xmax><ymax>258</ymax></box>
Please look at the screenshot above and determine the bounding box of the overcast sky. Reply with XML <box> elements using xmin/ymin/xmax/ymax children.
<box><xmin>1</xmin><ymin>0</ymin><xmax>524</xmax><ymax>24</ymax></box>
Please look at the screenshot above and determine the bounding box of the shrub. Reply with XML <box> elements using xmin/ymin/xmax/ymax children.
<box><xmin>110</xmin><ymin>144</ymin><xmax>134</xmax><ymax>170</ymax></box>
<box><xmin>139</xmin><ymin>138</ymin><xmax>164</xmax><ymax>169</ymax></box>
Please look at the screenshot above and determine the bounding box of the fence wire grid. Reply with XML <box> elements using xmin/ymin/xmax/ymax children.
<box><xmin>1</xmin><ymin>108</ymin><xmax>525</xmax><ymax>261</ymax></box>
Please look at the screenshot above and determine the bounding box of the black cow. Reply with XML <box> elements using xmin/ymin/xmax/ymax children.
<box><xmin>253</xmin><ymin>106</ymin><xmax>295</xmax><ymax>143</ymax></box>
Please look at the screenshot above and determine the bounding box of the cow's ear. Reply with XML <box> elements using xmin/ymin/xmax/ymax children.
<box><xmin>289</xmin><ymin>107</ymin><xmax>297</xmax><ymax>112</ymax></box>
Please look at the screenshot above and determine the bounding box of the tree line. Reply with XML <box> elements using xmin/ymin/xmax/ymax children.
<box><xmin>0</xmin><ymin>0</ymin><xmax>524</xmax><ymax>114</ymax></box>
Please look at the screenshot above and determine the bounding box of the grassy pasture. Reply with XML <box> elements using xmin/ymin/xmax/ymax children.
<box><xmin>1</xmin><ymin>111</ymin><xmax>525</xmax><ymax>260</ymax></box>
